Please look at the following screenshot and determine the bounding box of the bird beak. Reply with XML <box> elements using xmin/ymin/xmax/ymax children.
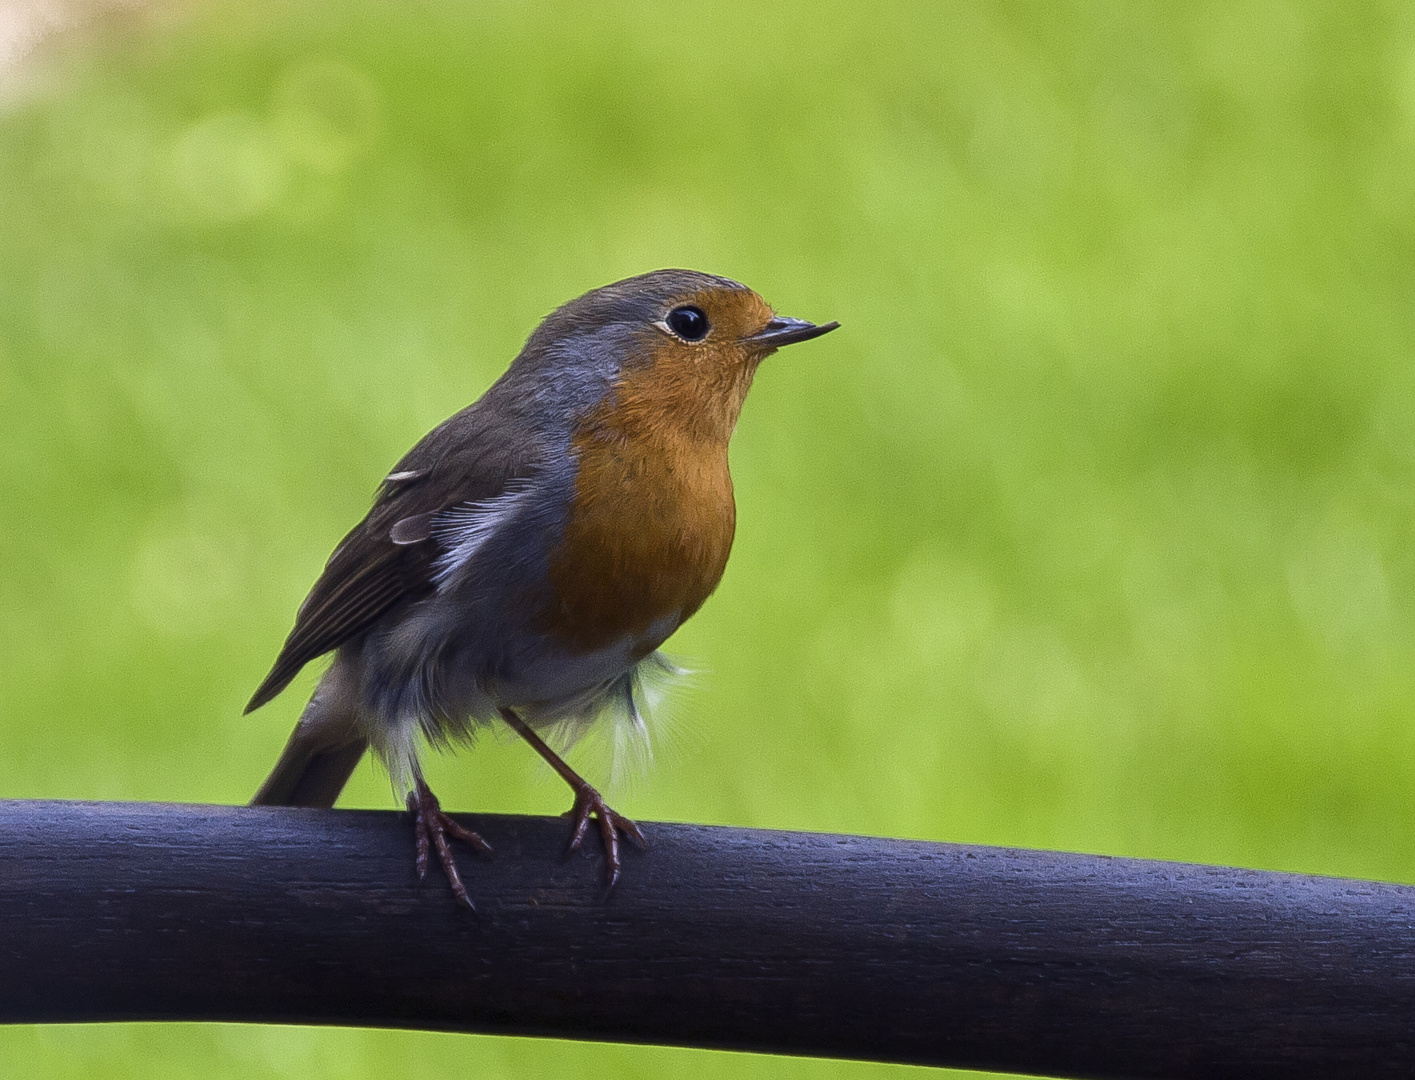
<box><xmin>749</xmin><ymin>316</ymin><xmax>841</xmax><ymax>348</ymax></box>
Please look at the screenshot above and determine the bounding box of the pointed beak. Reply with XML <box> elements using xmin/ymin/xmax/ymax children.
<box><xmin>749</xmin><ymin>316</ymin><xmax>841</xmax><ymax>348</ymax></box>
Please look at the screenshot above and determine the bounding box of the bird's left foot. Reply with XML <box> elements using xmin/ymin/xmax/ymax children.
<box><xmin>408</xmin><ymin>777</ymin><xmax>492</xmax><ymax>909</ymax></box>
<box><xmin>564</xmin><ymin>783</ymin><xmax>647</xmax><ymax>890</ymax></box>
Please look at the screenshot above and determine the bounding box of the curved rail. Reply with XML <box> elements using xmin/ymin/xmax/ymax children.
<box><xmin>2</xmin><ymin>799</ymin><xmax>1413</xmax><ymax>1078</ymax></box>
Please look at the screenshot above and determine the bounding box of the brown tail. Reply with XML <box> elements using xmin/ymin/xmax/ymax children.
<box><xmin>250</xmin><ymin>659</ymin><xmax>369</xmax><ymax>809</ymax></box>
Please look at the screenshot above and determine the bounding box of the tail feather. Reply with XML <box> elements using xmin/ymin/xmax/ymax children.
<box><xmin>252</xmin><ymin>734</ymin><xmax>368</xmax><ymax>808</ymax></box>
<box><xmin>251</xmin><ymin>658</ymin><xmax>368</xmax><ymax>809</ymax></box>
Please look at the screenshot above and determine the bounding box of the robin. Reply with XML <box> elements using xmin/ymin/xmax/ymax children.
<box><xmin>246</xmin><ymin>269</ymin><xmax>839</xmax><ymax>906</ymax></box>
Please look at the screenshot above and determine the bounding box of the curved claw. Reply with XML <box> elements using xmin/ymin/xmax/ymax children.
<box><xmin>564</xmin><ymin>784</ymin><xmax>647</xmax><ymax>889</ymax></box>
<box><xmin>408</xmin><ymin>779</ymin><xmax>492</xmax><ymax>909</ymax></box>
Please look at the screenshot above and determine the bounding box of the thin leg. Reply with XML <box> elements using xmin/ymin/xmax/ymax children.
<box><xmin>407</xmin><ymin>776</ymin><xmax>492</xmax><ymax>909</ymax></box>
<box><xmin>498</xmin><ymin>706</ymin><xmax>647</xmax><ymax>889</ymax></box>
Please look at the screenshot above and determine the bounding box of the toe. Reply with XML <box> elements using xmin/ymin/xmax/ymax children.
<box><xmin>617</xmin><ymin>813</ymin><xmax>648</xmax><ymax>849</ymax></box>
<box><xmin>598</xmin><ymin>812</ymin><xmax>622</xmax><ymax>889</ymax></box>
<box><xmin>440</xmin><ymin>813</ymin><xmax>493</xmax><ymax>854</ymax></box>
<box><xmin>566</xmin><ymin>795</ymin><xmax>594</xmax><ymax>855</ymax></box>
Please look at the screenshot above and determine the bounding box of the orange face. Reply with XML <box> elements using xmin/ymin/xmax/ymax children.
<box><xmin>609</xmin><ymin>282</ymin><xmax>782</xmax><ymax>447</ymax></box>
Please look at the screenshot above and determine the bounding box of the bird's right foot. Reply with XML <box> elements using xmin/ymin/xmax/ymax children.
<box><xmin>408</xmin><ymin>777</ymin><xmax>492</xmax><ymax>909</ymax></box>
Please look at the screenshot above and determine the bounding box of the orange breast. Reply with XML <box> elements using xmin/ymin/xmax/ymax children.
<box><xmin>540</xmin><ymin>367</ymin><xmax>739</xmax><ymax>655</ymax></box>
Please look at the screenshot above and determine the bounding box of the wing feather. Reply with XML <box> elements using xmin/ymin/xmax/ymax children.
<box><xmin>245</xmin><ymin>398</ymin><xmax>539</xmax><ymax>713</ymax></box>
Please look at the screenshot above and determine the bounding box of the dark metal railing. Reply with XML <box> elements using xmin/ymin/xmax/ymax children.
<box><xmin>2</xmin><ymin>799</ymin><xmax>1413</xmax><ymax>1078</ymax></box>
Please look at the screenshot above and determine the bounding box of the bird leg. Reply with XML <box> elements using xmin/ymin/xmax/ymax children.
<box><xmin>498</xmin><ymin>706</ymin><xmax>647</xmax><ymax>888</ymax></box>
<box><xmin>407</xmin><ymin>776</ymin><xmax>492</xmax><ymax>909</ymax></box>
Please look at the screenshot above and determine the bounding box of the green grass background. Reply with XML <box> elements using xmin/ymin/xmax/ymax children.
<box><xmin>2</xmin><ymin>0</ymin><xmax>1414</xmax><ymax>1076</ymax></box>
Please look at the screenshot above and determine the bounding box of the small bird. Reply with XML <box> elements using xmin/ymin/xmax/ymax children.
<box><xmin>246</xmin><ymin>269</ymin><xmax>838</xmax><ymax>905</ymax></box>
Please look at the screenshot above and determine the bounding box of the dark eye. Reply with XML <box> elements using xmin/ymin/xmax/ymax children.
<box><xmin>667</xmin><ymin>305</ymin><xmax>709</xmax><ymax>342</ymax></box>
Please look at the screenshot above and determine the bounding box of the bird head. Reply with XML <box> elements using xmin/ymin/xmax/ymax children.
<box><xmin>517</xmin><ymin>269</ymin><xmax>838</xmax><ymax>445</ymax></box>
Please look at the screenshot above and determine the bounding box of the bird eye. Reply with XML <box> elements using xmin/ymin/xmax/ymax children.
<box><xmin>666</xmin><ymin>305</ymin><xmax>709</xmax><ymax>342</ymax></box>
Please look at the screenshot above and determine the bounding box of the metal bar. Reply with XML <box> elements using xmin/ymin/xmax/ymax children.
<box><xmin>1</xmin><ymin>799</ymin><xmax>1413</xmax><ymax>1078</ymax></box>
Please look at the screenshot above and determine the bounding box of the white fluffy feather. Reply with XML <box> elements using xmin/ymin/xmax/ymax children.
<box><xmin>429</xmin><ymin>481</ymin><xmax>538</xmax><ymax>587</ymax></box>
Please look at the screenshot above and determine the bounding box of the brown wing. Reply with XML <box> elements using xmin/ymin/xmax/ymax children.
<box><xmin>244</xmin><ymin>398</ymin><xmax>537</xmax><ymax>713</ymax></box>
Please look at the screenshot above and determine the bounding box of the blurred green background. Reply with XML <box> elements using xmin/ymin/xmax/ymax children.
<box><xmin>2</xmin><ymin>0</ymin><xmax>1414</xmax><ymax>1076</ymax></box>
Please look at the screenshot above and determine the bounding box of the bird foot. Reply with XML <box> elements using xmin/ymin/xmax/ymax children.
<box><xmin>564</xmin><ymin>783</ymin><xmax>647</xmax><ymax>890</ymax></box>
<box><xmin>408</xmin><ymin>778</ymin><xmax>492</xmax><ymax>909</ymax></box>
